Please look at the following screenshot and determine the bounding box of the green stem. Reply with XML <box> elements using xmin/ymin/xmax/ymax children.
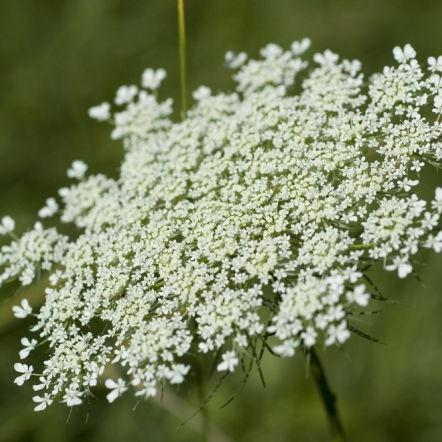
<box><xmin>195</xmin><ymin>359</ymin><xmax>209</xmax><ymax>442</ymax></box>
<box><xmin>177</xmin><ymin>0</ymin><xmax>188</xmax><ymax>119</ymax></box>
<box><xmin>309</xmin><ymin>348</ymin><xmax>346</xmax><ymax>442</ymax></box>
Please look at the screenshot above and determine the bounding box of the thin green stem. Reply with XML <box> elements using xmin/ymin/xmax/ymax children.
<box><xmin>309</xmin><ymin>348</ymin><xmax>346</xmax><ymax>442</ymax></box>
<box><xmin>177</xmin><ymin>0</ymin><xmax>188</xmax><ymax>119</ymax></box>
<box><xmin>195</xmin><ymin>359</ymin><xmax>209</xmax><ymax>442</ymax></box>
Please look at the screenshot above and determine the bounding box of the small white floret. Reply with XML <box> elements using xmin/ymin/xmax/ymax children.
<box><xmin>33</xmin><ymin>394</ymin><xmax>53</xmax><ymax>412</ymax></box>
<box><xmin>141</xmin><ymin>68</ymin><xmax>167</xmax><ymax>90</ymax></box>
<box><xmin>313</xmin><ymin>49</ymin><xmax>339</xmax><ymax>66</ymax></box>
<box><xmin>225</xmin><ymin>51</ymin><xmax>247</xmax><ymax>69</ymax></box>
<box><xmin>428</xmin><ymin>56</ymin><xmax>442</xmax><ymax>72</ymax></box>
<box><xmin>38</xmin><ymin>198</ymin><xmax>59</xmax><ymax>218</ymax></box>
<box><xmin>347</xmin><ymin>285</ymin><xmax>370</xmax><ymax>307</ymax></box>
<box><xmin>14</xmin><ymin>363</ymin><xmax>33</xmax><ymax>386</ymax></box>
<box><xmin>88</xmin><ymin>102</ymin><xmax>110</xmax><ymax>121</ymax></box>
<box><xmin>0</xmin><ymin>216</ymin><xmax>15</xmax><ymax>235</ymax></box>
<box><xmin>217</xmin><ymin>351</ymin><xmax>239</xmax><ymax>372</ymax></box>
<box><xmin>193</xmin><ymin>86</ymin><xmax>211</xmax><ymax>101</ymax></box>
<box><xmin>273</xmin><ymin>340</ymin><xmax>297</xmax><ymax>357</ymax></box>
<box><xmin>19</xmin><ymin>337</ymin><xmax>37</xmax><ymax>360</ymax></box>
<box><xmin>301</xmin><ymin>327</ymin><xmax>317</xmax><ymax>347</ymax></box>
<box><xmin>291</xmin><ymin>38</ymin><xmax>311</xmax><ymax>55</ymax></box>
<box><xmin>105</xmin><ymin>378</ymin><xmax>127</xmax><ymax>403</ymax></box>
<box><xmin>166</xmin><ymin>364</ymin><xmax>190</xmax><ymax>384</ymax></box>
<box><xmin>432</xmin><ymin>188</ymin><xmax>442</xmax><ymax>213</ymax></box>
<box><xmin>325</xmin><ymin>322</ymin><xmax>350</xmax><ymax>346</ymax></box>
<box><xmin>393</xmin><ymin>44</ymin><xmax>416</xmax><ymax>63</ymax></box>
<box><xmin>433</xmin><ymin>95</ymin><xmax>442</xmax><ymax>114</ymax></box>
<box><xmin>12</xmin><ymin>299</ymin><xmax>32</xmax><ymax>319</ymax></box>
<box><xmin>67</xmin><ymin>160</ymin><xmax>88</xmax><ymax>180</ymax></box>
<box><xmin>425</xmin><ymin>232</ymin><xmax>442</xmax><ymax>253</ymax></box>
<box><xmin>115</xmin><ymin>85</ymin><xmax>138</xmax><ymax>105</ymax></box>
<box><xmin>386</xmin><ymin>257</ymin><xmax>413</xmax><ymax>278</ymax></box>
<box><xmin>62</xmin><ymin>390</ymin><xmax>83</xmax><ymax>407</ymax></box>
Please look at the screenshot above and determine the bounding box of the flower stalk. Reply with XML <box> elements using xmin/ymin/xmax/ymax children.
<box><xmin>177</xmin><ymin>0</ymin><xmax>188</xmax><ymax>119</ymax></box>
<box><xmin>195</xmin><ymin>359</ymin><xmax>210</xmax><ymax>442</ymax></box>
<box><xmin>309</xmin><ymin>348</ymin><xmax>346</xmax><ymax>442</ymax></box>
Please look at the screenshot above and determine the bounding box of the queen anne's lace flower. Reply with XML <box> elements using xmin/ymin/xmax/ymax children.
<box><xmin>1</xmin><ymin>40</ymin><xmax>441</xmax><ymax>410</ymax></box>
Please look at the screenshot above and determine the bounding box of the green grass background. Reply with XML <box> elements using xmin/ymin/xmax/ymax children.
<box><xmin>0</xmin><ymin>1</ymin><xmax>441</xmax><ymax>441</ymax></box>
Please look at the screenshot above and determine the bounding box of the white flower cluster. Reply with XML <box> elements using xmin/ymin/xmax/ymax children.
<box><xmin>1</xmin><ymin>40</ymin><xmax>442</xmax><ymax>411</ymax></box>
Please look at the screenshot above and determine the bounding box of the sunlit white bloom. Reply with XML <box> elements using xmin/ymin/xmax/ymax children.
<box><xmin>192</xmin><ymin>85</ymin><xmax>211</xmax><ymax>101</ymax></box>
<box><xmin>386</xmin><ymin>256</ymin><xmax>413</xmax><ymax>278</ymax></box>
<box><xmin>301</xmin><ymin>327</ymin><xmax>317</xmax><ymax>347</ymax></box>
<box><xmin>88</xmin><ymin>102</ymin><xmax>110</xmax><ymax>121</ymax></box>
<box><xmin>342</xmin><ymin>59</ymin><xmax>362</xmax><ymax>76</ymax></box>
<box><xmin>62</xmin><ymin>389</ymin><xmax>83</xmax><ymax>407</ymax></box>
<box><xmin>401</xmin><ymin>179</ymin><xmax>418</xmax><ymax>192</ymax></box>
<box><xmin>393</xmin><ymin>44</ymin><xmax>416</xmax><ymax>63</ymax></box>
<box><xmin>14</xmin><ymin>363</ymin><xmax>33</xmax><ymax>386</ymax></box>
<box><xmin>33</xmin><ymin>376</ymin><xmax>50</xmax><ymax>391</ymax></box>
<box><xmin>141</xmin><ymin>68</ymin><xmax>166</xmax><ymax>90</ymax></box>
<box><xmin>83</xmin><ymin>372</ymin><xmax>98</xmax><ymax>387</ymax></box>
<box><xmin>135</xmin><ymin>381</ymin><xmax>157</xmax><ymax>399</ymax></box>
<box><xmin>166</xmin><ymin>364</ymin><xmax>190</xmax><ymax>384</ymax></box>
<box><xmin>291</xmin><ymin>37</ymin><xmax>311</xmax><ymax>55</ymax></box>
<box><xmin>105</xmin><ymin>378</ymin><xmax>128</xmax><ymax>403</ymax></box>
<box><xmin>313</xmin><ymin>49</ymin><xmax>339</xmax><ymax>65</ymax></box>
<box><xmin>425</xmin><ymin>232</ymin><xmax>442</xmax><ymax>253</ymax></box>
<box><xmin>38</xmin><ymin>198</ymin><xmax>59</xmax><ymax>218</ymax></box>
<box><xmin>225</xmin><ymin>51</ymin><xmax>247</xmax><ymax>69</ymax></box>
<box><xmin>114</xmin><ymin>85</ymin><xmax>138</xmax><ymax>105</ymax></box>
<box><xmin>19</xmin><ymin>337</ymin><xmax>37</xmax><ymax>359</ymax></box>
<box><xmin>67</xmin><ymin>160</ymin><xmax>88</xmax><ymax>180</ymax></box>
<box><xmin>325</xmin><ymin>322</ymin><xmax>350</xmax><ymax>346</ymax></box>
<box><xmin>410</xmin><ymin>160</ymin><xmax>424</xmax><ymax>172</ymax></box>
<box><xmin>273</xmin><ymin>340</ymin><xmax>298</xmax><ymax>357</ymax></box>
<box><xmin>12</xmin><ymin>299</ymin><xmax>32</xmax><ymax>319</ymax></box>
<box><xmin>33</xmin><ymin>394</ymin><xmax>53</xmax><ymax>412</ymax></box>
<box><xmin>347</xmin><ymin>285</ymin><xmax>370</xmax><ymax>307</ymax></box>
<box><xmin>432</xmin><ymin>188</ymin><xmax>442</xmax><ymax>213</ymax></box>
<box><xmin>433</xmin><ymin>95</ymin><xmax>442</xmax><ymax>114</ymax></box>
<box><xmin>217</xmin><ymin>351</ymin><xmax>239</xmax><ymax>372</ymax></box>
<box><xmin>260</xmin><ymin>43</ymin><xmax>283</xmax><ymax>60</ymax></box>
<box><xmin>428</xmin><ymin>56</ymin><xmax>442</xmax><ymax>72</ymax></box>
<box><xmin>0</xmin><ymin>216</ymin><xmax>15</xmax><ymax>235</ymax></box>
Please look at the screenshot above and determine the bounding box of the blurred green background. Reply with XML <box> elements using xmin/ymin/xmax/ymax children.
<box><xmin>0</xmin><ymin>1</ymin><xmax>442</xmax><ymax>441</ymax></box>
